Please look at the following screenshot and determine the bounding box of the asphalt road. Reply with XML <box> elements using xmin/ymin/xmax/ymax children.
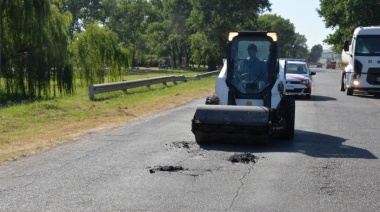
<box><xmin>1</xmin><ymin>68</ymin><xmax>379</xmax><ymax>212</ymax></box>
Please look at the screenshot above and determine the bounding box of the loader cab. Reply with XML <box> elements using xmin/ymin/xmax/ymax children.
<box><xmin>226</xmin><ymin>31</ymin><xmax>278</xmax><ymax>105</ymax></box>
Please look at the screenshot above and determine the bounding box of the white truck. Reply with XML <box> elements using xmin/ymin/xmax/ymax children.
<box><xmin>341</xmin><ymin>26</ymin><xmax>380</xmax><ymax>95</ymax></box>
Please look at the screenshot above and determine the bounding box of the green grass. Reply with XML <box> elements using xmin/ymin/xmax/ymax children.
<box><xmin>0</xmin><ymin>68</ymin><xmax>216</xmax><ymax>163</ymax></box>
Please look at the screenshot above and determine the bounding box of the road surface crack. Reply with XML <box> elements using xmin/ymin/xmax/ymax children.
<box><xmin>225</xmin><ymin>164</ymin><xmax>254</xmax><ymax>212</ymax></box>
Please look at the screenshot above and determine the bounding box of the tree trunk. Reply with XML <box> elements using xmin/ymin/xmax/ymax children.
<box><xmin>178</xmin><ymin>51</ymin><xmax>183</xmax><ymax>67</ymax></box>
<box><xmin>207</xmin><ymin>56</ymin><xmax>218</xmax><ymax>71</ymax></box>
<box><xmin>171</xmin><ymin>48</ymin><xmax>177</xmax><ymax>69</ymax></box>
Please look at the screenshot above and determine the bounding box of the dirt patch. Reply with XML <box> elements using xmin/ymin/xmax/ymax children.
<box><xmin>149</xmin><ymin>165</ymin><xmax>188</xmax><ymax>173</ymax></box>
<box><xmin>0</xmin><ymin>84</ymin><xmax>213</xmax><ymax>164</ymax></box>
<box><xmin>228</xmin><ymin>153</ymin><xmax>258</xmax><ymax>164</ymax></box>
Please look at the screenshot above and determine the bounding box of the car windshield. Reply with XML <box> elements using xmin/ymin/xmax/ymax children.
<box><xmin>230</xmin><ymin>37</ymin><xmax>272</xmax><ymax>95</ymax></box>
<box><xmin>355</xmin><ymin>35</ymin><xmax>380</xmax><ymax>56</ymax></box>
<box><xmin>286</xmin><ymin>63</ymin><xmax>308</xmax><ymax>75</ymax></box>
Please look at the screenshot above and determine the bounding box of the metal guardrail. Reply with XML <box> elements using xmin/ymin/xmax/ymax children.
<box><xmin>187</xmin><ymin>70</ymin><xmax>220</xmax><ymax>80</ymax></box>
<box><xmin>89</xmin><ymin>76</ymin><xmax>186</xmax><ymax>100</ymax></box>
<box><xmin>88</xmin><ymin>70</ymin><xmax>220</xmax><ymax>100</ymax></box>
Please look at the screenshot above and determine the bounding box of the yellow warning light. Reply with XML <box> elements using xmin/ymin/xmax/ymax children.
<box><xmin>228</xmin><ymin>32</ymin><xmax>239</xmax><ymax>41</ymax></box>
<box><xmin>267</xmin><ymin>32</ymin><xmax>278</xmax><ymax>42</ymax></box>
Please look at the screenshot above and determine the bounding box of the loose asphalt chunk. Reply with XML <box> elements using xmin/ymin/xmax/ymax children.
<box><xmin>149</xmin><ymin>165</ymin><xmax>187</xmax><ymax>173</ymax></box>
<box><xmin>170</xmin><ymin>141</ymin><xmax>194</xmax><ymax>149</ymax></box>
<box><xmin>228</xmin><ymin>153</ymin><xmax>258</xmax><ymax>164</ymax></box>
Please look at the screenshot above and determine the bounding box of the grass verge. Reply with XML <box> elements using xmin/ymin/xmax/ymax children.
<box><xmin>0</xmin><ymin>70</ymin><xmax>216</xmax><ymax>163</ymax></box>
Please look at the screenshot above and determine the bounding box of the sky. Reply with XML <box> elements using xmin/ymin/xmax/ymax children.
<box><xmin>265</xmin><ymin>0</ymin><xmax>334</xmax><ymax>49</ymax></box>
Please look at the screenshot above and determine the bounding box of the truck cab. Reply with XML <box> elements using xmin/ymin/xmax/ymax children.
<box><xmin>341</xmin><ymin>26</ymin><xmax>380</xmax><ymax>95</ymax></box>
<box><xmin>326</xmin><ymin>58</ymin><xmax>336</xmax><ymax>69</ymax></box>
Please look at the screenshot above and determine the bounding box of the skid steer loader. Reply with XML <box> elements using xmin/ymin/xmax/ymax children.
<box><xmin>191</xmin><ymin>31</ymin><xmax>295</xmax><ymax>144</ymax></box>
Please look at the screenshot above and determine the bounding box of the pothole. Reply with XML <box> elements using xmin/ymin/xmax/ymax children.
<box><xmin>170</xmin><ymin>140</ymin><xmax>195</xmax><ymax>149</ymax></box>
<box><xmin>166</xmin><ymin>141</ymin><xmax>198</xmax><ymax>153</ymax></box>
<box><xmin>149</xmin><ymin>165</ymin><xmax>188</xmax><ymax>173</ymax></box>
<box><xmin>228</xmin><ymin>153</ymin><xmax>258</xmax><ymax>164</ymax></box>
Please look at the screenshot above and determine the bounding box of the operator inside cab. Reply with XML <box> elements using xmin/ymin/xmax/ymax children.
<box><xmin>237</xmin><ymin>43</ymin><xmax>268</xmax><ymax>89</ymax></box>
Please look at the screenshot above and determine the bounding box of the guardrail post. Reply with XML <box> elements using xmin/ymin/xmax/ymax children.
<box><xmin>122</xmin><ymin>80</ymin><xmax>127</xmax><ymax>94</ymax></box>
<box><xmin>89</xmin><ymin>85</ymin><xmax>95</xmax><ymax>100</ymax></box>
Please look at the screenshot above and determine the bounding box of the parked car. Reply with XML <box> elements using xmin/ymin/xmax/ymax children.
<box><xmin>158</xmin><ymin>62</ymin><xmax>168</xmax><ymax>69</ymax></box>
<box><xmin>285</xmin><ymin>60</ymin><xmax>316</xmax><ymax>99</ymax></box>
<box><xmin>316</xmin><ymin>62</ymin><xmax>323</xmax><ymax>68</ymax></box>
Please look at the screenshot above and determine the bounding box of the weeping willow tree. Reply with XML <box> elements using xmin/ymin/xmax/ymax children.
<box><xmin>0</xmin><ymin>0</ymin><xmax>73</xmax><ymax>99</ymax></box>
<box><xmin>69</xmin><ymin>22</ymin><xmax>130</xmax><ymax>85</ymax></box>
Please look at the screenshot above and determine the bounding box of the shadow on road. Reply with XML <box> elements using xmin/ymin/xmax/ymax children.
<box><xmin>351</xmin><ymin>91</ymin><xmax>380</xmax><ymax>99</ymax></box>
<box><xmin>294</xmin><ymin>95</ymin><xmax>337</xmax><ymax>102</ymax></box>
<box><xmin>199</xmin><ymin>129</ymin><xmax>377</xmax><ymax>159</ymax></box>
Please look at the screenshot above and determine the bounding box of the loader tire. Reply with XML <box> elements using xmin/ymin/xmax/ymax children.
<box><xmin>205</xmin><ymin>94</ymin><xmax>220</xmax><ymax>105</ymax></box>
<box><xmin>346</xmin><ymin>87</ymin><xmax>353</xmax><ymax>96</ymax></box>
<box><xmin>256</xmin><ymin>134</ymin><xmax>269</xmax><ymax>145</ymax></box>
<box><xmin>280</xmin><ymin>96</ymin><xmax>295</xmax><ymax>139</ymax></box>
<box><xmin>194</xmin><ymin>134</ymin><xmax>206</xmax><ymax>145</ymax></box>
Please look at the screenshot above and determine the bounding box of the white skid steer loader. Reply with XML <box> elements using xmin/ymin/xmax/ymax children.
<box><xmin>191</xmin><ymin>31</ymin><xmax>295</xmax><ymax>144</ymax></box>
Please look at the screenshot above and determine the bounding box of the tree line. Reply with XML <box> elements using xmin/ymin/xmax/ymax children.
<box><xmin>4</xmin><ymin>0</ymin><xmax>363</xmax><ymax>100</ymax></box>
<box><xmin>318</xmin><ymin>0</ymin><xmax>380</xmax><ymax>52</ymax></box>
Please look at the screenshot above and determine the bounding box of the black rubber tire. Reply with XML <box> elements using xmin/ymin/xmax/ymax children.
<box><xmin>280</xmin><ymin>96</ymin><xmax>295</xmax><ymax>139</ymax></box>
<box><xmin>346</xmin><ymin>87</ymin><xmax>353</xmax><ymax>96</ymax></box>
<box><xmin>256</xmin><ymin>134</ymin><xmax>269</xmax><ymax>145</ymax></box>
<box><xmin>340</xmin><ymin>72</ymin><xmax>345</xmax><ymax>91</ymax></box>
<box><xmin>205</xmin><ymin>94</ymin><xmax>220</xmax><ymax>105</ymax></box>
<box><xmin>194</xmin><ymin>134</ymin><xmax>206</xmax><ymax>145</ymax></box>
<box><xmin>342</xmin><ymin>72</ymin><xmax>353</xmax><ymax>95</ymax></box>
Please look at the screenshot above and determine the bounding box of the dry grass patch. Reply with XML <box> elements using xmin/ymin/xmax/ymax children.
<box><xmin>0</xmin><ymin>79</ymin><xmax>214</xmax><ymax>163</ymax></box>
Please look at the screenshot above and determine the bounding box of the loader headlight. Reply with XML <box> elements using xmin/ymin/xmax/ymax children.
<box><xmin>267</xmin><ymin>32</ymin><xmax>278</xmax><ymax>42</ymax></box>
<box><xmin>228</xmin><ymin>32</ymin><xmax>239</xmax><ymax>41</ymax></box>
<box><xmin>194</xmin><ymin>119</ymin><xmax>201</xmax><ymax>124</ymax></box>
